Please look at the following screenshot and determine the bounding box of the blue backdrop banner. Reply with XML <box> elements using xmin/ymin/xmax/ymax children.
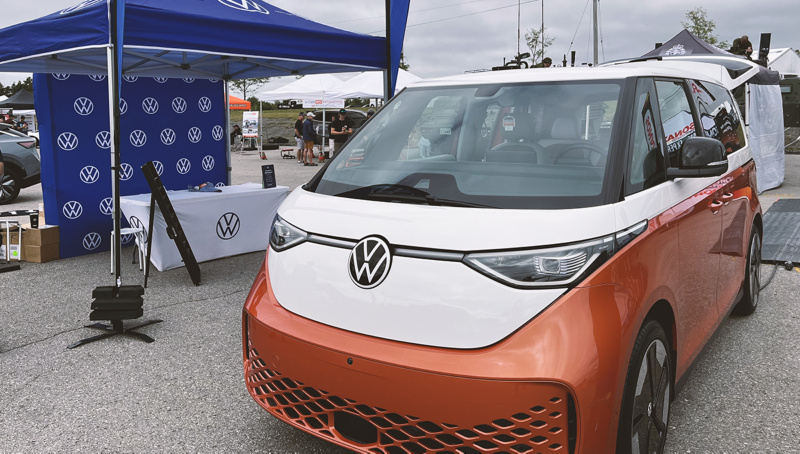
<box><xmin>34</xmin><ymin>73</ymin><xmax>227</xmax><ymax>259</ymax></box>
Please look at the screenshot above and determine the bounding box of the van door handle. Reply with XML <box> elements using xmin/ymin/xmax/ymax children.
<box><xmin>710</xmin><ymin>200</ymin><xmax>723</xmax><ymax>214</ymax></box>
<box><xmin>721</xmin><ymin>192</ymin><xmax>734</xmax><ymax>205</ymax></box>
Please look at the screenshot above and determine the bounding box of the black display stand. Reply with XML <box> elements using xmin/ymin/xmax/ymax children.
<box><xmin>140</xmin><ymin>161</ymin><xmax>201</xmax><ymax>286</ymax></box>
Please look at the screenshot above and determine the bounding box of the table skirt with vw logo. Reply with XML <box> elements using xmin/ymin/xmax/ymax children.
<box><xmin>119</xmin><ymin>183</ymin><xmax>289</xmax><ymax>271</ymax></box>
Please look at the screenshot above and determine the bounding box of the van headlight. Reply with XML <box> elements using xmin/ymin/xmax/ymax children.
<box><xmin>269</xmin><ymin>215</ymin><xmax>307</xmax><ymax>251</ymax></box>
<box><xmin>463</xmin><ymin>220</ymin><xmax>647</xmax><ymax>288</ymax></box>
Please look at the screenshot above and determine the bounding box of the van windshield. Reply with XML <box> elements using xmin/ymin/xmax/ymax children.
<box><xmin>312</xmin><ymin>80</ymin><xmax>624</xmax><ymax>209</ymax></box>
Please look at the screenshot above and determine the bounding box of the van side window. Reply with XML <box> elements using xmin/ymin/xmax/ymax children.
<box><xmin>626</xmin><ymin>78</ymin><xmax>665</xmax><ymax>195</ymax></box>
<box><xmin>689</xmin><ymin>80</ymin><xmax>746</xmax><ymax>153</ymax></box>
<box><xmin>655</xmin><ymin>80</ymin><xmax>696</xmax><ymax>167</ymax></box>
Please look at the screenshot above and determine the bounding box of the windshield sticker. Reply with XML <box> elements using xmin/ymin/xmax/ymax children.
<box><xmin>440</xmin><ymin>127</ymin><xmax>452</xmax><ymax>135</ymax></box>
<box><xmin>503</xmin><ymin>115</ymin><xmax>516</xmax><ymax>131</ymax></box>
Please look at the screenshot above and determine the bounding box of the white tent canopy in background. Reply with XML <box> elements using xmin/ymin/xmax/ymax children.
<box><xmin>259</xmin><ymin>74</ymin><xmax>343</xmax><ymax>101</ymax></box>
<box><xmin>767</xmin><ymin>48</ymin><xmax>800</xmax><ymax>76</ymax></box>
<box><xmin>328</xmin><ymin>69</ymin><xmax>421</xmax><ymax>99</ymax></box>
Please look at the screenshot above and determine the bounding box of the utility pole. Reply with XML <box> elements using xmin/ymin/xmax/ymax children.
<box><xmin>592</xmin><ymin>0</ymin><xmax>598</xmax><ymax>65</ymax></box>
<box><xmin>541</xmin><ymin>0</ymin><xmax>544</xmax><ymax>65</ymax></box>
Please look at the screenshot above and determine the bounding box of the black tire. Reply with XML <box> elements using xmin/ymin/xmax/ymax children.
<box><xmin>616</xmin><ymin>320</ymin><xmax>672</xmax><ymax>454</ymax></box>
<box><xmin>0</xmin><ymin>168</ymin><xmax>21</xmax><ymax>205</ymax></box>
<box><xmin>733</xmin><ymin>225</ymin><xmax>761</xmax><ymax>315</ymax></box>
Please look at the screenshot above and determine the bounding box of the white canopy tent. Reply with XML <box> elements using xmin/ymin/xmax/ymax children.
<box><xmin>767</xmin><ymin>48</ymin><xmax>800</xmax><ymax>76</ymax></box>
<box><xmin>259</xmin><ymin>74</ymin><xmax>343</xmax><ymax>101</ymax></box>
<box><xmin>327</xmin><ymin>69</ymin><xmax>421</xmax><ymax>99</ymax></box>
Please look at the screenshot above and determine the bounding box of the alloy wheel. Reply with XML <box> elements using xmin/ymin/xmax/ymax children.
<box><xmin>0</xmin><ymin>173</ymin><xmax>17</xmax><ymax>202</ymax></box>
<box><xmin>630</xmin><ymin>338</ymin><xmax>670</xmax><ymax>454</ymax></box>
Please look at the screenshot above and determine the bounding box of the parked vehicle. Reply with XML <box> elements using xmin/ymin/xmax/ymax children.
<box><xmin>0</xmin><ymin>123</ymin><xmax>39</xmax><ymax>204</ymax></box>
<box><xmin>311</xmin><ymin>109</ymin><xmax>368</xmax><ymax>145</ymax></box>
<box><xmin>244</xmin><ymin>61</ymin><xmax>762</xmax><ymax>453</ymax></box>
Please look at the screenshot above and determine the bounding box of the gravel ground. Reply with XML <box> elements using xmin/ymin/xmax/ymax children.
<box><xmin>1</xmin><ymin>153</ymin><xmax>800</xmax><ymax>452</ymax></box>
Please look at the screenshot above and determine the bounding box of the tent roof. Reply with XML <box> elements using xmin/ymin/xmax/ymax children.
<box><xmin>641</xmin><ymin>29</ymin><xmax>734</xmax><ymax>58</ymax></box>
<box><xmin>0</xmin><ymin>89</ymin><xmax>35</xmax><ymax>109</ymax></box>
<box><xmin>228</xmin><ymin>94</ymin><xmax>250</xmax><ymax>110</ymax></box>
<box><xmin>767</xmin><ymin>48</ymin><xmax>800</xmax><ymax>75</ymax></box>
<box><xmin>327</xmin><ymin>69</ymin><xmax>421</xmax><ymax>99</ymax></box>
<box><xmin>259</xmin><ymin>74</ymin><xmax>343</xmax><ymax>101</ymax></box>
<box><xmin>0</xmin><ymin>0</ymin><xmax>388</xmax><ymax>80</ymax></box>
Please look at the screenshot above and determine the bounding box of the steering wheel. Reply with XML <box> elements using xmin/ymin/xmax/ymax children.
<box><xmin>552</xmin><ymin>142</ymin><xmax>607</xmax><ymax>165</ymax></box>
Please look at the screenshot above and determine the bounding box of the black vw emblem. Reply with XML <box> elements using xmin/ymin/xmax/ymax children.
<box><xmin>212</xmin><ymin>125</ymin><xmax>224</xmax><ymax>141</ymax></box>
<box><xmin>83</xmin><ymin>232</ymin><xmax>102</xmax><ymax>250</ymax></box>
<box><xmin>348</xmin><ymin>237</ymin><xmax>392</xmax><ymax>289</ymax></box>
<box><xmin>202</xmin><ymin>155</ymin><xmax>215</xmax><ymax>171</ymax></box>
<box><xmin>99</xmin><ymin>197</ymin><xmax>113</xmax><ymax>215</ymax></box>
<box><xmin>120</xmin><ymin>163</ymin><xmax>134</xmax><ymax>181</ymax></box>
<box><xmin>218</xmin><ymin>0</ymin><xmax>270</xmax><ymax>14</ymax></box>
<box><xmin>153</xmin><ymin>77</ymin><xmax>168</xmax><ymax>83</ymax></box>
<box><xmin>95</xmin><ymin>131</ymin><xmax>111</xmax><ymax>149</ymax></box>
<box><xmin>89</xmin><ymin>74</ymin><xmax>106</xmax><ymax>81</ymax></box>
<box><xmin>198</xmin><ymin>97</ymin><xmax>212</xmax><ymax>112</ymax></box>
<box><xmin>153</xmin><ymin>161</ymin><xmax>164</xmax><ymax>176</ymax></box>
<box><xmin>120</xmin><ymin>98</ymin><xmax>128</xmax><ymax>115</ymax></box>
<box><xmin>142</xmin><ymin>97</ymin><xmax>159</xmax><ymax>114</ymax></box>
<box><xmin>176</xmin><ymin>158</ymin><xmax>191</xmax><ymax>174</ymax></box>
<box><xmin>58</xmin><ymin>132</ymin><xmax>79</xmax><ymax>151</ymax></box>
<box><xmin>129</xmin><ymin>216</ymin><xmax>148</xmax><ymax>239</ymax></box>
<box><xmin>216</xmin><ymin>213</ymin><xmax>240</xmax><ymax>240</ymax></box>
<box><xmin>130</xmin><ymin>130</ymin><xmax>147</xmax><ymax>147</ymax></box>
<box><xmin>161</xmin><ymin>128</ymin><xmax>176</xmax><ymax>145</ymax></box>
<box><xmin>123</xmin><ymin>76</ymin><xmax>138</xmax><ymax>82</ymax></box>
<box><xmin>52</xmin><ymin>73</ymin><xmax>70</xmax><ymax>80</ymax></box>
<box><xmin>74</xmin><ymin>97</ymin><xmax>94</xmax><ymax>115</ymax></box>
<box><xmin>80</xmin><ymin>166</ymin><xmax>99</xmax><ymax>184</ymax></box>
<box><xmin>63</xmin><ymin>201</ymin><xmax>83</xmax><ymax>219</ymax></box>
<box><xmin>188</xmin><ymin>127</ymin><xmax>202</xmax><ymax>143</ymax></box>
<box><xmin>172</xmin><ymin>97</ymin><xmax>187</xmax><ymax>113</ymax></box>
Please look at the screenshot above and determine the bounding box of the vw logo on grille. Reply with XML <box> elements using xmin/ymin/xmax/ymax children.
<box><xmin>95</xmin><ymin>131</ymin><xmax>111</xmax><ymax>149</ymax></box>
<box><xmin>160</xmin><ymin>128</ymin><xmax>176</xmax><ymax>145</ymax></box>
<box><xmin>172</xmin><ymin>97</ymin><xmax>187</xmax><ymax>113</ymax></box>
<box><xmin>142</xmin><ymin>97</ymin><xmax>159</xmax><ymax>114</ymax></box>
<box><xmin>182</xmin><ymin>77</ymin><xmax>195</xmax><ymax>83</ymax></box>
<box><xmin>58</xmin><ymin>132</ymin><xmax>79</xmax><ymax>151</ymax></box>
<box><xmin>61</xmin><ymin>0</ymin><xmax>104</xmax><ymax>15</ymax></box>
<box><xmin>119</xmin><ymin>98</ymin><xmax>128</xmax><ymax>115</ymax></box>
<box><xmin>130</xmin><ymin>130</ymin><xmax>147</xmax><ymax>147</ymax></box>
<box><xmin>216</xmin><ymin>212</ymin><xmax>240</xmax><ymax>240</ymax></box>
<box><xmin>74</xmin><ymin>97</ymin><xmax>94</xmax><ymax>115</ymax></box>
<box><xmin>198</xmin><ymin>97</ymin><xmax>212</xmax><ymax>112</ymax></box>
<box><xmin>348</xmin><ymin>237</ymin><xmax>392</xmax><ymax>289</ymax></box>
<box><xmin>176</xmin><ymin>158</ymin><xmax>191</xmax><ymax>174</ymax></box>
<box><xmin>121</xmin><ymin>233</ymin><xmax>135</xmax><ymax>245</ymax></box>
<box><xmin>218</xmin><ymin>0</ymin><xmax>270</xmax><ymax>14</ymax></box>
<box><xmin>188</xmin><ymin>127</ymin><xmax>202</xmax><ymax>143</ymax></box>
<box><xmin>83</xmin><ymin>232</ymin><xmax>102</xmax><ymax>250</ymax></box>
<box><xmin>202</xmin><ymin>155</ymin><xmax>215</xmax><ymax>171</ymax></box>
<box><xmin>209</xmin><ymin>79</ymin><xmax>220</xmax><ymax>83</ymax></box>
<box><xmin>153</xmin><ymin>161</ymin><xmax>164</xmax><ymax>176</ymax></box>
<box><xmin>129</xmin><ymin>216</ymin><xmax>148</xmax><ymax>239</ymax></box>
<box><xmin>63</xmin><ymin>201</ymin><xmax>83</xmax><ymax>220</ymax></box>
<box><xmin>119</xmin><ymin>163</ymin><xmax>134</xmax><ymax>181</ymax></box>
<box><xmin>123</xmin><ymin>76</ymin><xmax>138</xmax><ymax>83</ymax></box>
<box><xmin>153</xmin><ymin>77</ymin><xmax>169</xmax><ymax>83</ymax></box>
<box><xmin>212</xmin><ymin>125</ymin><xmax>224</xmax><ymax>141</ymax></box>
<box><xmin>215</xmin><ymin>182</ymin><xmax>225</xmax><ymax>188</ymax></box>
<box><xmin>80</xmin><ymin>166</ymin><xmax>99</xmax><ymax>184</ymax></box>
<box><xmin>52</xmin><ymin>73</ymin><xmax>70</xmax><ymax>80</ymax></box>
<box><xmin>89</xmin><ymin>74</ymin><xmax>106</xmax><ymax>82</ymax></box>
<box><xmin>99</xmin><ymin>197</ymin><xmax>113</xmax><ymax>215</ymax></box>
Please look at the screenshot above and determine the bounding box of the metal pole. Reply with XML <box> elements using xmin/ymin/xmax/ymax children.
<box><xmin>541</xmin><ymin>0</ymin><xmax>544</xmax><ymax>65</ymax></box>
<box><xmin>224</xmin><ymin>79</ymin><xmax>231</xmax><ymax>185</ymax></box>
<box><xmin>108</xmin><ymin>0</ymin><xmax>122</xmax><ymax>287</ymax></box>
<box><xmin>592</xmin><ymin>0</ymin><xmax>599</xmax><ymax>66</ymax></box>
<box><xmin>383</xmin><ymin>0</ymin><xmax>392</xmax><ymax>103</ymax></box>
<box><xmin>259</xmin><ymin>96</ymin><xmax>263</xmax><ymax>152</ymax></box>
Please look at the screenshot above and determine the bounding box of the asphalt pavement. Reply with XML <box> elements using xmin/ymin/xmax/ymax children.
<box><xmin>1</xmin><ymin>152</ymin><xmax>799</xmax><ymax>452</ymax></box>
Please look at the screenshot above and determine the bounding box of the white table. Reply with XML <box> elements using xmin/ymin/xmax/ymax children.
<box><xmin>120</xmin><ymin>183</ymin><xmax>289</xmax><ymax>271</ymax></box>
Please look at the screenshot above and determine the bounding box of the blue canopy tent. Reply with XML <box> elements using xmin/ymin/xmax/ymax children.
<box><xmin>0</xmin><ymin>0</ymin><xmax>409</xmax><ymax>285</ymax></box>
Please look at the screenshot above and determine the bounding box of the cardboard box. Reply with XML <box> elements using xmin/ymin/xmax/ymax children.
<box><xmin>25</xmin><ymin>225</ymin><xmax>59</xmax><ymax>246</ymax></box>
<box><xmin>25</xmin><ymin>243</ymin><xmax>59</xmax><ymax>263</ymax></box>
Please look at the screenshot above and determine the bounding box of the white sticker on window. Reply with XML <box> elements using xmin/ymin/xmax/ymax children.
<box><xmin>503</xmin><ymin>115</ymin><xmax>516</xmax><ymax>131</ymax></box>
<box><xmin>440</xmin><ymin>127</ymin><xmax>451</xmax><ymax>135</ymax></box>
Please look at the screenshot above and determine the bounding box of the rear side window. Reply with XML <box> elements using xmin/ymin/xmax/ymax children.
<box><xmin>626</xmin><ymin>78</ymin><xmax>666</xmax><ymax>195</ymax></box>
<box><xmin>689</xmin><ymin>80</ymin><xmax>746</xmax><ymax>153</ymax></box>
<box><xmin>655</xmin><ymin>80</ymin><xmax>696</xmax><ymax>167</ymax></box>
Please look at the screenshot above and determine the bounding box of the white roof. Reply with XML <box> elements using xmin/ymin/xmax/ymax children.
<box><xmin>767</xmin><ymin>48</ymin><xmax>800</xmax><ymax>76</ymax></box>
<box><xmin>327</xmin><ymin>70</ymin><xmax>422</xmax><ymax>99</ymax></box>
<box><xmin>259</xmin><ymin>74</ymin><xmax>343</xmax><ymax>101</ymax></box>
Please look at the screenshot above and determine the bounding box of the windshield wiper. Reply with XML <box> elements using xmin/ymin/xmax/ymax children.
<box><xmin>365</xmin><ymin>185</ymin><xmax>494</xmax><ymax>208</ymax></box>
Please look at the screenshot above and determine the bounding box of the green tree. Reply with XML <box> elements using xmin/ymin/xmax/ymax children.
<box><xmin>525</xmin><ymin>27</ymin><xmax>555</xmax><ymax>66</ymax></box>
<box><xmin>399</xmin><ymin>52</ymin><xmax>410</xmax><ymax>71</ymax></box>
<box><xmin>230</xmin><ymin>77</ymin><xmax>270</xmax><ymax>101</ymax></box>
<box><xmin>681</xmin><ymin>7</ymin><xmax>728</xmax><ymax>49</ymax></box>
<box><xmin>2</xmin><ymin>77</ymin><xmax>34</xmax><ymax>97</ymax></box>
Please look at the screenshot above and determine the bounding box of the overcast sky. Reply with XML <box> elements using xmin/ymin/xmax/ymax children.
<box><xmin>1</xmin><ymin>0</ymin><xmax>797</xmax><ymax>94</ymax></box>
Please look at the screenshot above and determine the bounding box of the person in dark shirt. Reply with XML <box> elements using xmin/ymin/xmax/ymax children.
<box><xmin>533</xmin><ymin>57</ymin><xmax>552</xmax><ymax>68</ymax></box>
<box><xmin>302</xmin><ymin>112</ymin><xmax>318</xmax><ymax>166</ymax></box>
<box><xmin>1</xmin><ymin>114</ymin><xmax>14</xmax><ymax>126</ymax></box>
<box><xmin>230</xmin><ymin>124</ymin><xmax>242</xmax><ymax>145</ymax></box>
<box><xmin>729</xmin><ymin>35</ymin><xmax>753</xmax><ymax>59</ymax></box>
<box><xmin>293</xmin><ymin>112</ymin><xmax>305</xmax><ymax>164</ymax></box>
<box><xmin>329</xmin><ymin>109</ymin><xmax>355</xmax><ymax>154</ymax></box>
<box><xmin>16</xmin><ymin>116</ymin><xmax>28</xmax><ymax>135</ymax></box>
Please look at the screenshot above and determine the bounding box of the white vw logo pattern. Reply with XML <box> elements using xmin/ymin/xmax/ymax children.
<box><xmin>58</xmin><ymin>132</ymin><xmax>79</xmax><ymax>151</ymax></box>
<box><xmin>83</xmin><ymin>232</ymin><xmax>102</xmax><ymax>250</ymax></box>
<box><xmin>63</xmin><ymin>201</ymin><xmax>83</xmax><ymax>220</ymax></box>
<box><xmin>99</xmin><ymin>197</ymin><xmax>113</xmax><ymax>215</ymax></box>
<box><xmin>123</xmin><ymin>76</ymin><xmax>138</xmax><ymax>82</ymax></box>
<box><xmin>61</xmin><ymin>0</ymin><xmax>104</xmax><ymax>15</ymax></box>
<box><xmin>176</xmin><ymin>158</ymin><xmax>191</xmax><ymax>174</ymax></box>
<box><xmin>209</xmin><ymin>79</ymin><xmax>220</xmax><ymax>83</ymax></box>
<box><xmin>120</xmin><ymin>163</ymin><xmax>134</xmax><ymax>181</ymax></box>
<box><xmin>215</xmin><ymin>182</ymin><xmax>225</xmax><ymax>188</ymax></box>
<box><xmin>160</xmin><ymin>128</ymin><xmax>176</xmax><ymax>145</ymax></box>
<box><xmin>142</xmin><ymin>97</ymin><xmax>159</xmax><ymax>114</ymax></box>
<box><xmin>130</xmin><ymin>130</ymin><xmax>147</xmax><ymax>147</ymax></box>
<box><xmin>74</xmin><ymin>97</ymin><xmax>94</xmax><ymax>115</ymax></box>
<box><xmin>198</xmin><ymin>97</ymin><xmax>212</xmax><ymax>112</ymax></box>
<box><xmin>202</xmin><ymin>155</ymin><xmax>215</xmax><ymax>171</ymax></box>
<box><xmin>79</xmin><ymin>166</ymin><xmax>99</xmax><ymax>184</ymax></box>
<box><xmin>172</xmin><ymin>97</ymin><xmax>187</xmax><ymax>113</ymax></box>
<box><xmin>95</xmin><ymin>131</ymin><xmax>111</xmax><ymax>149</ymax></box>
<box><xmin>52</xmin><ymin>73</ymin><xmax>70</xmax><ymax>80</ymax></box>
<box><xmin>218</xmin><ymin>0</ymin><xmax>270</xmax><ymax>14</ymax></box>
<box><xmin>212</xmin><ymin>125</ymin><xmax>224</xmax><ymax>141</ymax></box>
<box><xmin>153</xmin><ymin>161</ymin><xmax>164</xmax><ymax>176</ymax></box>
<box><xmin>121</xmin><ymin>233</ymin><xmax>135</xmax><ymax>245</ymax></box>
<box><xmin>153</xmin><ymin>77</ymin><xmax>169</xmax><ymax>83</ymax></box>
<box><xmin>119</xmin><ymin>98</ymin><xmax>128</xmax><ymax>115</ymax></box>
<box><xmin>188</xmin><ymin>127</ymin><xmax>202</xmax><ymax>143</ymax></box>
<box><xmin>182</xmin><ymin>78</ymin><xmax>195</xmax><ymax>83</ymax></box>
<box><xmin>89</xmin><ymin>74</ymin><xmax>106</xmax><ymax>81</ymax></box>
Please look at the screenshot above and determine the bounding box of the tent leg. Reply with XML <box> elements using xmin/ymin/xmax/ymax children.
<box><xmin>106</xmin><ymin>46</ymin><xmax>121</xmax><ymax>286</ymax></box>
<box><xmin>225</xmin><ymin>80</ymin><xmax>232</xmax><ymax>186</ymax></box>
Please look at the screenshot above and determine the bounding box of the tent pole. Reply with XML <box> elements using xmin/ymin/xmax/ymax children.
<box><xmin>225</xmin><ymin>79</ymin><xmax>232</xmax><ymax>186</ymax></box>
<box><xmin>384</xmin><ymin>0</ymin><xmax>392</xmax><ymax>103</ymax></box>
<box><xmin>106</xmin><ymin>46</ymin><xmax>119</xmax><ymax>285</ymax></box>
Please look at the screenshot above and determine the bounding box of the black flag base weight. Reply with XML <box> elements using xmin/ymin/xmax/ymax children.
<box><xmin>68</xmin><ymin>285</ymin><xmax>162</xmax><ymax>349</ymax></box>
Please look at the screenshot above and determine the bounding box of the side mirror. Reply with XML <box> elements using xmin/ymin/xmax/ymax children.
<box><xmin>666</xmin><ymin>137</ymin><xmax>728</xmax><ymax>179</ymax></box>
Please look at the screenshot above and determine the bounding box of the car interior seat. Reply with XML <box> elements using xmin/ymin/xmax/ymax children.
<box><xmin>484</xmin><ymin>112</ymin><xmax>542</xmax><ymax>164</ymax></box>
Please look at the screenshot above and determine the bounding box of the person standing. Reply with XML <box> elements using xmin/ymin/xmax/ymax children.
<box><xmin>366</xmin><ymin>108</ymin><xmax>375</xmax><ymax>119</ymax></box>
<box><xmin>302</xmin><ymin>112</ymin><xmax>318</xmax><ymax>166</ymax></box>
<box><xmin>329</xmin><ymin>109</ymin><xmax>355</xmax><ymax>154</ymax></box>
<box><xmin>16</xmin><ymin>116</ymin><xmax>28</xmax><ymax>135</ymax></box>
<box><xmin>294</xmin><ymin>112</ymin><xmax>305</xmax><ymax>164</ymax></box>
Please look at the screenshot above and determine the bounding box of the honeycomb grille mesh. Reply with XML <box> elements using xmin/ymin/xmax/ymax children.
<box><xmin>245</xmin><ymin>343</ymin><xmax>571</xmax><ymax>454</ymax></box>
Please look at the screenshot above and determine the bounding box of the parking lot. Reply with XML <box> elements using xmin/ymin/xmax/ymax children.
<box><xmin>1</xmin><ymin>150</ymin><xmax>799</xmax><ymax>452</ymax></box>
